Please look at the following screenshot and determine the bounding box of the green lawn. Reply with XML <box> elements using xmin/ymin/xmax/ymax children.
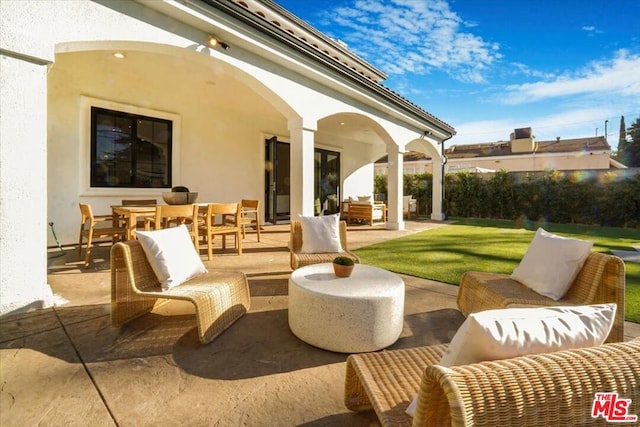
<box><xmin>354</xmin><ymin>218</ymin><xmax>640</xmax><ymax>323</ymax></box>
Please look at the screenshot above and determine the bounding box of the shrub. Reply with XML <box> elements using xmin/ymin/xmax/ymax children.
<box><xmin>333</xmin><ymin>256</ymin><xmax>355</xmax><ymax>266</ymax></box>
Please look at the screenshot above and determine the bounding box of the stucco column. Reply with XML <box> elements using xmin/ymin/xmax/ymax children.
<box><xmin>0</xmin><ymin>52</ymin><xmax>55</xmax><ymax>315</ymax></box>
<box><xmin>386</xmin><ymin>145</ymin><xmax>405</xmax><ymax>231</ymax></box>
<box><xmin>431</xmin><ymin>145</ymin><xmax>445</xmax><ymax>221</ymax></box>
<box><xmin>288</xmin><ymin>117</ymin><xmax>317</xmax><ymax>219</ymax></box>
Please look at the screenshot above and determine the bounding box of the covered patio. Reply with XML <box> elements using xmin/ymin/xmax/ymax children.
<box><xmin>2</xmin><ymin>221</ymin><xmax>639</xmax><ymax>426</ymax></box>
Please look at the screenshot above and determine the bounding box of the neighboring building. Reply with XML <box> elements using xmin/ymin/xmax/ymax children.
<box><xmin>0</xmin><ymin>0</ymin><xmax>454</xmax><ymax>315</ymax></box>
<box><xmin>375</xmin><ymin>127</ymin><xmax>620</xmax><ymax>175</ymax></box>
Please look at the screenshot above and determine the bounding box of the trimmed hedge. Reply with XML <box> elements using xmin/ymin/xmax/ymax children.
<box><xmin>375</xmin><ymin>170</ymin><xmax>640</xmax><ymax>228</ymax></box>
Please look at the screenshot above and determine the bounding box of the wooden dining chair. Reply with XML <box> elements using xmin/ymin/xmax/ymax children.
<box><xmin>78</xmin><ymin>203</ymin><xmax>126</xmax><ymax>267</ymax></box>
<box><xmin>143</xmin><ymin>204</ymin><xmax>200</xmax><ymax>248</ymax></box>
<box><xmin>199</xmin><ymin>203</ymin><xmax>242</xmax><ymax>260</ymax></box>
<box><xmin>224</xmin><ymin>199</ymin><xmax>261</xmax><ymax>242</ymax></box>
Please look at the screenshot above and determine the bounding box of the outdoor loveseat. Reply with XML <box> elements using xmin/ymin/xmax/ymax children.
<box><xmin>345</xmin><ymin>339</ymin><xmax>639</xmax><ymax>426</ymax></box>
<box><xmin>457</xmin><ymin>251</ymin><xmax>625</xmax><ymax>342</ymax></box>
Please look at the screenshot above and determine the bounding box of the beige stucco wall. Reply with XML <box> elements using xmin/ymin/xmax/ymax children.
<box><xmin>450</xmin><ymin>152</ymin><xmax>611</xmax><ymax>172</ymax></box>
<box><xmin>0</xmin><ymin>54</ymin><xmax>55</xmax><ymax>314</ymax></box>
<box><xmin>1</xmin><ymin>0</ymin><xmax>446</xmax><ymax>314</ymax></box>
<box><xmin>377</xmin><ymin>151</ymin><xmax>611</xmax><ymax>175</ymax></box>
<box><xmin>48</xmin><ymin>48</ymin><xmax>286</xmax><ymax>245</ymax></box>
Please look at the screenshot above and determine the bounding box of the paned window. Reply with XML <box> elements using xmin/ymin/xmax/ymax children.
<box><xmin>90</xmin><ymin>107</ymin><xmax>172</xmax><ymax>188</ymax></box>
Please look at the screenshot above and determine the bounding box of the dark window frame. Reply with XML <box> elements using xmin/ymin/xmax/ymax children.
<box><xmin>90</xmin><ymin>106</ymin><xmax>173</xmax><ymax>188</ymax></box>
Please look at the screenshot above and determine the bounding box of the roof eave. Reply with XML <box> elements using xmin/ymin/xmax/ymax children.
<box><xmin>196</xmin><ymin>0</ymin><xmax>455</xmax><ymax>137</ymax></box>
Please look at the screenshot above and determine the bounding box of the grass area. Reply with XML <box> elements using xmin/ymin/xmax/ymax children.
<box><xmin>354</xmin><ymin>218</ymin><xmax>640</xmax><ymax>323</ymax></box>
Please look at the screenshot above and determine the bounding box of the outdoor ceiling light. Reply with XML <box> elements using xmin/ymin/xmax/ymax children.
<box><xmin>207</xmin><ymin>36</ymin><xmax>230</xmax><ymax>51</ymax></box>
<box><xmin>112</xmin><ymin>52</ymin><xmax>126</xmax><ymax>59</ymax></box>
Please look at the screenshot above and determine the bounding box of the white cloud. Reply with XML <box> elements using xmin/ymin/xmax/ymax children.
<box><xmin>502</xmin><ymin>50</ymin><xmax>640</xmax><ymax>104</ymax></box>
<box><xmin>320</xmin><ymin>0</ymin><xmax>501</xmax><ymax>83</ymax></box>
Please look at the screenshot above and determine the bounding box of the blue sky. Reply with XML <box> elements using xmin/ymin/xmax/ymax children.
<box><xmin>275</xmin><ymin>0</ymin><xmax>640</xmax><ymax>150</ymax></box>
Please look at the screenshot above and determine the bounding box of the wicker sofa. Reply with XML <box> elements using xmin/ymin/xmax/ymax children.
<box><xmin>345</xmin><ymin>339</ymin><xmax>640</xmax><ymax>426</ymax></box>
<box><xmin>457</xmin><ymin>252</ymin><xmax>625</xmax><ymax>343</ymax></box>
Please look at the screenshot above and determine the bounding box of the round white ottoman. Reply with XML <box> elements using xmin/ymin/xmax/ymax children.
<box><xmin>288</xmin><ymin>263</ymin><xmax>405</xmax><ymax>353</ymax></box>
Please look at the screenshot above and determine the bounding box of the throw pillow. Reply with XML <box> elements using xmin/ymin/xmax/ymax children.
<box><xmin>511</xmin><ymin>228</ymin><xmax>593</xmax><ymax>300</ymax></box>
<box><xmin>357</xmin><ymin>195</ymin><xmax>372</xmax><ymax>202</ymax></box>
<box><xmin>406</xmin><ymin>303</ymin><xmax>616</xmax><ymax>417</ymax></box>
<box><xmin>440</xmin><ymin>303</ymin><xmax>616</xmax><ymax>366</ymax></box>
<box><xmin>136</xmin><ymin>225</ymin><xmax>208</xmax><ymax>291</ymax></box>
<box><xmin>299</xmin><ymin>214</ymin><xmax>343</xmax><ymax>253</ymax></box>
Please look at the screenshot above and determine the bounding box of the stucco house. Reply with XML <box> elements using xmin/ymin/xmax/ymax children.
<box><xmin>0</xmin><ymin>0</ymin><xmax>455</xmax><ymax>315</ymax></box>
<box><xmin>375</xmin><ymin>127</ymin><xmax>619</xmax><ymax>175</ymax></box>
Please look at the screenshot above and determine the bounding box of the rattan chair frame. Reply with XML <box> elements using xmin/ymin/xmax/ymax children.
<box><xmin>110</xmin><ymin>240</ymin><xmax>250</xmax><ymax>344</ymax></box>
<box><xmin>345</xmin><ymin>340</ymin><xmax>640</xmax><ymax>427</ymax></box>
<box><xmin>457</xmin><ymin>252</ymin><xmax>625</xmax><ymax>343</ymax></box>
<box><xmin>289</xmin><ymin>220</ymin><xmax>360</xmax><ymax>270</ymax></box>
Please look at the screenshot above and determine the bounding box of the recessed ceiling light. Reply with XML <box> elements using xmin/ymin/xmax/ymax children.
<box><xmin>112</xmin><ymin>52</ymin><xmax>126</xmax><ymax>59</ymax></box>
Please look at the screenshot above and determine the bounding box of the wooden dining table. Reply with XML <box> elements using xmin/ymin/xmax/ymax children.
<box><xmin>111</xmin><ymin>205</ymin><xmax>157</xmax><ymax>240</ymax></box>
<box><xmin>111</xmin><ymin>203</ymin><xmax>211</xmax><ymax>240</ymax></box>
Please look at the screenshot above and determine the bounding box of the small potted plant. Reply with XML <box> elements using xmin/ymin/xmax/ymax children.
<box><xmin>333</xmin><ymin>255</ymin><xmax>355</xmax><ymax>278</ymax></box>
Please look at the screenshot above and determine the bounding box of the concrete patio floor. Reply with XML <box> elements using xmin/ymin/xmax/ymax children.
<box><xmin>2</xmin><ymin>220</ymin><xmax>639</xmax><ymax>426</ymax></box>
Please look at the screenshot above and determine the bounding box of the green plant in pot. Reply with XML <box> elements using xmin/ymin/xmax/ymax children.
<box><xmin>333</xmin><ymin>255</ymin><xmax>355</xmax><ymax>278</ymax></box>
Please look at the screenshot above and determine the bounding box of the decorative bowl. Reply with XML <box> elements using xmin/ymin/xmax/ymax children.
<box><xmin>161</xmin><ymin>192</ymin><xmax>199</xmax><ymax>205</ymax></box>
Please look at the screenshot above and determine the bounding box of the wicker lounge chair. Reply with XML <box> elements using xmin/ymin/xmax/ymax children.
<box><xmin>345</xmin><ymin>339</ymin><xmax>640</xmax><ymax>426</ymax></box>
<box><xmin>110</xmin><ymin>240</ymin><xmax>250</xmax><ymax>344</ymax></box>
<box><xmin>457</xmin><ymin>252</ymin><xmax>625</xmax><ymax>342</ymax></box>
<box><xmin>289</xmin><ymin>220</ymin><xmax>360</xmax><ymax>270</ymax></box>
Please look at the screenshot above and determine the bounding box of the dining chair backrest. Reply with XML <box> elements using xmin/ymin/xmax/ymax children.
<box><xmin>121</xmin><ymin>199</ymin><xmax>156</xmax><ymax>206</ymax></box>
<box><xmin>79</xmin><ymin>202</ymin><xmax>95</xmax><ymax>225</ymax></box>
<box><xmin>240</xmin><ymin>199</ymin><xmax>259</xmax><ymax>213</ymax></box>
<box><xmin>204</xmin><ymin>203</ymin><xmax>240</xmax><ymax>227</ymax></box>
<box><xmin>150</xmin><ymin>204</ymin><xmax>199</xmax><ymax>230</ymax></box>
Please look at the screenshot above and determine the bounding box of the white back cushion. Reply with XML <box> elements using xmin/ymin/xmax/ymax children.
<box><xmin>440</xmin><ymin>304</ymin><xmax>616</xmax><ymax>366</ymax></box>
<box><xmin>299</xmin><ymin>214</ymin><xmax>343</xmax><ymax>253</ymax></box>
<box><xmin>511</xmin><ymin>228</ymin><xmax>593</xmax><ymax>300</ymax></box>
<box><xmin>407</xmin><ymin>303</ymin><xmax>616</xmax><ymax>417</ymax></box>
<box><xmin>136</xmin><ymin>225</ymin><xmax>208</xmax><ymax>291</ymax></box>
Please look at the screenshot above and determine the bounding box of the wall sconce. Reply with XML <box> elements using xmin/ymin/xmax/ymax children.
<box><xmin>207</xmin><ymin>36</ymin><xmax>230</xmax><ymax>50</ymax></box>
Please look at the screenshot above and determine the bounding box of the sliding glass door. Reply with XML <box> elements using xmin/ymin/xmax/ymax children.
<box><xmin>264</xmin><ymin>136</ymin><xmax>290</xmax><ymax>224</ymax></box>
<box><xmin>314</xmin><ymin>148</ymin><xmax>340</xmax><ymax>215</ymax></box>
<box><xmin>265</xmin><ymin>139</ymin><xmax>340</xmax><ymax>221</ymax></box>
